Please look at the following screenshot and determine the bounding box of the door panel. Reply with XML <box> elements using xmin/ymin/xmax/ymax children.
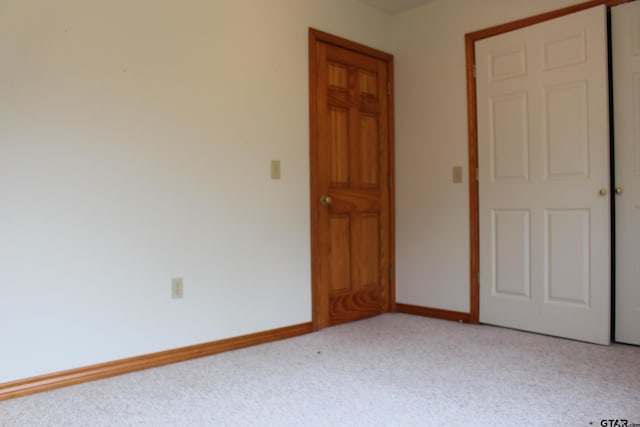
<box><xmin>329</xmin><ymin>215</ymin><xmax>350</xmax><ymax>293</ymax></box>
<box><xmin>545</xmin><ymin>82</ymin><xmax>589</xmax><ymax>177</ymax></box>
<box><xmin>492</xmin><ymin>209</ymin><xmax>531</xmax><ymax>299</ymax></box>
<box><xmin>310</xmin><ymin>31</ymin><xmax>393</xmax><ymax>328</ymax></box>
<box><xmin>477</xmin><ymin>6</ymin><xmax>610</xmax><ymax>345</ymax></box>
<box><xmin>544</xmin><ymin>209</ymin><xmax>590</xmax><ymax>306</ymax></box>
<box><xmin>613</xmin><ymin>1</ymin><xmax>640</xmax><ymax>346</ymax></box>
<box><xmin>328</xmin><ymin>106</ymin><xmax>349</xmax><ymax>185</ymax></box>
<box><xmin>490</xmin><ymin>92</ymin><xmax>529</xmax><ymax>181</ymax></box>
<box><xmin>360</xmin><ymin>114</ymin><xmax>380</xmax><ymax>186</ymax></box>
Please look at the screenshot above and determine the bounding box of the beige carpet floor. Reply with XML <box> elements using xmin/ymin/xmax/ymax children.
<box><xmin>1</xmin><ymin>313</ymin><xmax>638</xmax><ymax>426</ymax></box>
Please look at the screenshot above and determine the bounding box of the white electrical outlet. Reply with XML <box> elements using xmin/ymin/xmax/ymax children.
<box><xmin>171</xmin><ymin>277</ymin><xmax>184</xmax><ymax>299</ymax></box>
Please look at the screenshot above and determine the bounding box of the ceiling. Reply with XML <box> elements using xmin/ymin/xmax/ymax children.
<box><xmin>357</xmin><ymin>0</ymin><xmax>440</xmax><ymax>14</ymax></box>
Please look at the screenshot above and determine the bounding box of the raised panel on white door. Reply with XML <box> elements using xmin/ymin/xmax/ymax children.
<box><xmin>542</xmin><ymin>31</ymin><xmax>587</xmax><ymax>70</ymax></box>
<box><xmin>490</xmin><ymin>92</ymin><xmax>529</xmax><ymax>181</ymax></box>
<box><xmin>544</xmin><ymin>209</ymin><xmax>590</xmax><ymax>307</ymax></box>
<box><xmin>633</xmin><ymin>22</ymin><xmax>640</xmax><ymax>55</ymax></box>
<box><xmin>492</xmin><ymin>210</ymin><xmax>531</xmax><ymax>299</ymax></box>
<box><xmin>635</xmin><ymin>73</ymin><xmax>640</xmax><ymax>176</ymax></box>
<box><xmin>489</xmin><ymin>46</ymin><xmax>527</xmax><ymax>82</ymax></box>
<box><xmin>544</xmin><ymin>82</ymin><xmax>589</xmax><ymax>178</ymax></box>
<box><xmin>633</xmin><ymin>207</ymin><xmax>640</xmax><ymax>311</ymax></box>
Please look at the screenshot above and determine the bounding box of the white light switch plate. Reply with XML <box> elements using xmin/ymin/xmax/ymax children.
<box><xmin>453</xmin><ymin>166</ymin><xmax>463</xmax><ymax>183</ymax></box>
<box><xmin>271</xmin><ymin>160</ymin><xmax>281</xmax><ymax>180</ymax></box>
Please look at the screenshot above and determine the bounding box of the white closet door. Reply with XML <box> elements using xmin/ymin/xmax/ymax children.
<box><xmin>476</xmin><ymin>6</ymin><xmax>611</xmax><ymax>345</ymax></box>
<box><xmin>613</xmin><ymin>1</ymin><xmax>640</xmax><ymax>346</ymax></box>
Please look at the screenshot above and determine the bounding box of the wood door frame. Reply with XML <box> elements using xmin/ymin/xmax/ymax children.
<box><xmin>309</xmin><ymin>28</ymin><xmax>396</xmax><ymax>331</ymax></box>
<box><xmin>465</xmin><ymin>0</ymin><xmax>633</xmax><ymax>324</ymax></box>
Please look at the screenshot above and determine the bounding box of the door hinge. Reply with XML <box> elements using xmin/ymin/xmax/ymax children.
<box><xmin>388</xmin><ymin>175</ymin><xmax>393</xmax><ymax>187</ymax></box>
<box><xmin>473</xmin><ymin>64</ymin><xmax>477</xmax><ymax>79</ymax></box>
<box><xmin>477</xmin><ymin>271</ymin><xmax>480</xmax><ymax>284</ymax></box>
<box><xmin>389</xmin><ymin>266</ymin><xmax>394</xmax><ymax>281</ymax></box>
<box><xmin>387</xmin><ymin>82</ymin><xmax>391</xmax><ymax>96</ymax></box>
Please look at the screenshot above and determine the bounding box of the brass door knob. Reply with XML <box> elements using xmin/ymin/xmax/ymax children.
<box><xmin>320</xmin><ymin>195</ymin><xmax>332</xmax><ymax>206</ymax></box>
<box><xmin>599</xmin><ymin>188</ymin><xmax>607</xmax><ymax>196</ymax></box>
<box><xmin>615</xmin><ymin>187</ymin><xmax>623</xmax><ymax>195</ymax></box>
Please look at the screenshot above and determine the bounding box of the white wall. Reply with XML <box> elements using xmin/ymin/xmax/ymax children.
<box><xmin>0</xmin><ymin>0</ymin><xmax>391</xmax><ymax>383</ymax></box>
<box><xmin>393</xmin><ymin>0</ymin><xmax>587</xmax><ymax>312</ymax></box>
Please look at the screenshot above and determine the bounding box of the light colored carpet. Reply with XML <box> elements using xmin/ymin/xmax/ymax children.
<box><xmin>1</xmin><ymin>313</ymin><xmax>638</xmax><ymax>426</ymax></box>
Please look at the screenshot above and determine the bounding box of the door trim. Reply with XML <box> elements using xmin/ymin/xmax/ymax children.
<box><xmin>308</xmin><ymin>28</ymin><xmax>396</xmax><ymax>330</ymax></box>
<box><xmin>465</xmin><ymin>0</ymin><xmax>633</xmax><ymax>324</ymax></box>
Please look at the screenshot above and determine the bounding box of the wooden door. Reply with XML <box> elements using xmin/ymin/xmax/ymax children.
<box><xmin>309</xmin><ymin>29</ymin><xmax>394</xmax><ymax>329</ymax></box>
<box><xmin>612</xmin><ymin>0</ymin><xmax>640</xmax><ymax>346</ymax></box>
<box><xmin>476</xmin><ymin>6</ymin><xmax>611</xmax><ymax>344</ymax></box>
